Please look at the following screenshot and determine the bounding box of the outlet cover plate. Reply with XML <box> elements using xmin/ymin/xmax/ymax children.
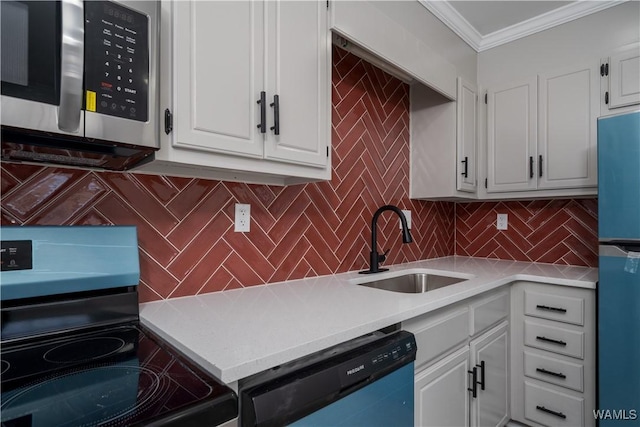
<box><xmin>497</xmin><ymin>213</ymin><xmax>508</xmax><ymax>230</ymax></box>
<box><xmin>235</xmin><ymin>203</ymin><xmax>251</xmax><ymax>232</ymax></box>
<box><xmin>400</xmin><ymin>210</ymin><xmax>412</xmax><ymax>230</ymax></box>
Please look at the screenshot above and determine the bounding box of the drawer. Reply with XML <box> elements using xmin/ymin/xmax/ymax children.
<box><xmin>403</xmin><ymin>306</ymin><xmax>469</xmax><ymax>368</ymax></box>
<box><xmin>524</xmin><ymin>290</ymin><xmax>584</xmax><ymax>325</ymax></box>
<box><xmin>524</xmin><ymin>320</ymin><xmax>584</xmax><ymax>359</ymax></box>
<box><xmin>524</xmin><ymin>351</ymin><xmax>584</xmax><ymax>392</ymax></box>
<box><xmin>470</xmin><ymin>291</ymin><xmax>509</xmax><ymax>336</ymax></box>
<box><xmin>524</xmin><ymin>381</ymin><xmax>584</xmax><ymax>427</ymax></box>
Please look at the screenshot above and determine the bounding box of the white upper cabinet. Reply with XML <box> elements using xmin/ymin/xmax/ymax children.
<box><xmin>609</xmin><ymin>47</ymin><xmax>640</xmax><ymax>108</ymax></box>
<box><xmin>457</xmin><ymin>78</ymin><xmax>478</xmax><ymax>193</ymax></box>
<box><xmin>173</xmin><ymin>1</ymin><xmax>264</xmax><ymax>158</ymax></box>
<box><xmin>409</xmin><ymin>79</ymin><xmax>478</xmax><ymax>200</ymax></box>
<box><xmin>487</xmin><ymin>77</ymin><xmax>537</xmax><ymax>193</ymax></box>
<box><xmin>601</xmin><ymin>43</ymin><xmax>640</xmax><ymax>115</ymax></box>
<box><xmin>487</xmin><ymin>63</ymin><xmax>598</xmax><ymax>194</ymax></box>
<box><xmin>264</xmin><ymin>1</ymin><xmax>328</xmax><ymax>167</ymax></box>
<box><xmin>138</xmin><ymin>1</ymin><xmax>331</xmax><ymax>185</ymax></box>
<box><xmin>537</xmin><ymin>64</ymin><xmax>598</xmax><ymax>190</ymax></box>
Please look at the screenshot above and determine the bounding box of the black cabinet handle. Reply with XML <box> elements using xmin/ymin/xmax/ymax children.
<box><xmin>476</xmin><ymin>361</ymin><xmax>485</xmax><ymax>390</ymax></box>
<box><xmin>536</xmin><ymin>368</ymin><xmax>567</xmax><ymax>379</ymax></box>
<box><xmin>461</xmin><ymin>156</ymin><xmax>468</xmax><ymax>178</ymax></box>
<box><xmin>164</xmin><ymin>108</ymin><xmax>173</xmax><ymax>135</ymax></box>
<box><xmin>536</xmin><ymin>336</ymin><xmax>567</xmax><ymax>346</ymax></box>
<box><xmin>468</xmin><ymin>367</ymin><xmax>477</xmax><ymax>398</ymax></box>
<box><xmin>539</xmin><ymin>155</ymin><xmax>543</xmax><ymax>177</ymax></box>
<box><xmin>536</xmin><ymin>405</ymin><xmax>567</xmax><ymax>419</ymax></box>
<box><xmin>536</xmin><ymin>304</ymin><xmax>567</xmax><ymax>313</ymax></box>
<box><xmin>529</xmin><ymin>156</ymin><xmax>534</xmax><ymax>179</ymax></box>
<box><xmin>257</xmin><ymin>91</ymin><xmax>266</xmax><ymax>133</ymax></box>
<box><xmin>270</xmin><ymin>94</ymin><xmax>280</xmax><ymax>135</ymax></box>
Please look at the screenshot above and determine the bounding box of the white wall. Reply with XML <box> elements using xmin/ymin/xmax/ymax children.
<box><xmin>478</xmin><ymin>2</ymin><xmax>640</xmax><ymax>87</ymax></box>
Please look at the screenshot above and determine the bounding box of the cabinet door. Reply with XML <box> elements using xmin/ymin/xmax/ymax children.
<box><xmin>457</xmin><ymin>78</ymin><xmax>477</xmax><ymax>193</ymax></box>
<box><xmin>487</xmin><ymin>78</ymin><xmax>537</xmax><ymax>192</ymax></box>
<box><xmin>264</xmin><ymin>1</ymin><xmax>329</xmax><ymax>168</ymax></box>
<box><xmin>470</xmin><ymin>322</ymin><xmax>509</xmax><ymax>427</ymax></box>
<box><xmin>415</xmin><ymin>346</ymin><xmax>470</xmax><ymax>427</ymax></box>
<box><xmin>173</xmin><ymin>1</ymin><xmax>264</xmax><ymax>158</ymax></box>
<box><xmin>538</xmin><ymin>63</ymin><xmax>598</xmax><ymax>189</ymax></box>
<box><xmin>609</xmin><ymin>45</ymin><xmax>640</xmax><ymax>109</ymax></box>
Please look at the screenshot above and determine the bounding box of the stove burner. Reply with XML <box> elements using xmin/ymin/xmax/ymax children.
<box><xmin>1</xmin><ymin>360</ymin><xmax>9</xmax><ymax>375</ymax></box>
<box><xmin>43</xmin><ymin>337</ymin><xmax>126</xmax><ymax>364</ymax></box>
<box><xmin>0</xmin><ymin>363</ymin><xmax>166</xmax><ymax>426</ymax></box>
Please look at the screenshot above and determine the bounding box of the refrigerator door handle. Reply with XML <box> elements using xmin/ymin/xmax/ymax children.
<box><xmin>600</xmin><ymin>245</ymin><xmax>640</xmax><ymax>258</ymax></box>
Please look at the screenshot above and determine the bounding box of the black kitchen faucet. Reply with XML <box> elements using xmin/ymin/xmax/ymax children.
<box><xmin>360</xmin><ymin>205</ymin><xmax>413</xmax><ymax>274</ymax></box>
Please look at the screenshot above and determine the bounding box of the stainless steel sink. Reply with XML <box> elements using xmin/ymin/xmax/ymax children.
<box><xmin>357</xmin><ymin>273</ymin><xmax>469</xmax><ymax>293</ymax></box>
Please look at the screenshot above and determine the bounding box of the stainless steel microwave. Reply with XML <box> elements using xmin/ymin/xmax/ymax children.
<box><xmin>0</xmin><ymin>0</ymin><xmax>159</xmax><ymax>170</ymax></box>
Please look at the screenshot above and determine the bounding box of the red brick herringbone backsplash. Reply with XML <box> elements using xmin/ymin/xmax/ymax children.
<box><xmin>456</xmin><ymin>199</ymin><xmax>598</xmax><ymax>267</ymax></box>
<box><xmin>0</xmin><ymin>47</ymin><xmax>455</xmax><ymax>302</ymax></box>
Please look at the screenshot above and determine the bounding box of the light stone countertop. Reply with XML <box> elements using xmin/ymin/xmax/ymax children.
<box><xmin>139</xmin><ymin>256</ymin><xmax>597</xmax><ymax>384</ymax></box>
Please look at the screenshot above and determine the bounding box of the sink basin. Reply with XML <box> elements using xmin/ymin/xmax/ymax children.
<box><xmin>357</xmin><ymin>272</ymin><xmax>469</xmax><ymax>293</ymax></box>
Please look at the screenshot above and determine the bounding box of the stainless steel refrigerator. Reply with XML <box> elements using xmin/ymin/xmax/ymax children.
<box><xmin>597</xmin><ymin>110</ymin><xmax>640</xmax><ymax>425</ymax></box>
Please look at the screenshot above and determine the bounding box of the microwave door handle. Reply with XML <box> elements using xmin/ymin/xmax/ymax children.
<box><xmin>58</xmin><ymin>0</ymin><xmax>84</xmax><ymax>133</ymax></box>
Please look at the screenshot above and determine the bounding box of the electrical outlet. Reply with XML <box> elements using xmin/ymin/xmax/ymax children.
<box><xmin>399</xmin><ymin>210</ymin><xmax>412</xmax><ymax>230</ymax></box>
<box><xmin>234</xmin><ymin>203</ymin><xmax>251</xmax><ymax>232</ymax></box>
<box><xmin>497</xmin><ymin>213</ymin><xmax>508</xmax><ymax>230</ymax></box>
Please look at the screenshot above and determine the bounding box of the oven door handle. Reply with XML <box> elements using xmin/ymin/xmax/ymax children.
<box><xmin>58</xmin><ymin>0</ymin><xmax>84</xmax><ymax>133</ymax></box>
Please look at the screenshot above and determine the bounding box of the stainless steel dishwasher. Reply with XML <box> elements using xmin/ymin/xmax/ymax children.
<box><xmin>239</xmin><ymin>330</ymin><xmax>416</xmax><ymax>426</ymax></box>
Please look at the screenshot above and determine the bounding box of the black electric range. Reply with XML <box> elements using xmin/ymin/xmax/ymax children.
<box><xmin>0</xmin><ymin>226</ymin><xmax>237</xmax><ymax>427</ymax></box>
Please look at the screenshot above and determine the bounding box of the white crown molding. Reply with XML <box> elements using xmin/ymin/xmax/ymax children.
<box><xmin>419</xmin><ymin>1</ymin><xmax>628</xmax><ymax>52</ymax></box>
<box><xmin>419</xmin><ymin>1</ymin><xmax>484</xmax><ymax>51</ymax></box>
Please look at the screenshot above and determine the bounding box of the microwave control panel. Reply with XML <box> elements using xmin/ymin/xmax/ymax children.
<box><xmin>84</xmin><ymin>1</ymin><xmax>149</xmax><ymax>122</ymax></box>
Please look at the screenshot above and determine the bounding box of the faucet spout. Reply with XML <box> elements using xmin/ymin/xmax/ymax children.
<box><xmin>360</xmin><ymin>205</ymin><xmax>413</xmax><ymax>274</ymax></box>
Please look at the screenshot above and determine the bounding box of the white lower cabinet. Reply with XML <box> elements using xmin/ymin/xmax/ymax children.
<box><xmin>404</xmin><ymin>290</ymin><xmax>510</xmax><ymax>427</ymax></box>
<box><xmin>415</xmin><ymin>347</ymin><xmax>470</xmax><ymax>427</ymax></box>
<box><xmin>470</xmin><ymin>322</ymin><xmax>509</xmax><ymax>427</ymax></box>
<box><xmin>510</xmin><ymin>281</ymin><xmax>596</xmax><ymax>427</ymax></box>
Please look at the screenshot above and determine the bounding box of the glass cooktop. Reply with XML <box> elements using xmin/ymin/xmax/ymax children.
<box><xmin>0</xmin><ymin>324</ymin><xmax>236</xmax><ymax>426</ymax></box>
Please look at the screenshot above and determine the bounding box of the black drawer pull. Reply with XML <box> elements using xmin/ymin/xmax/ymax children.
<box><xmin>536</xmin><ymin>405</ymin><xmax>567</xmax><ymax>419</ymax></box>
<box><xmin>536</xmin><ymin>368</ymin><xmax>567</xmax><ymax>379</ymax></box>
<box><xmin>468</xmin><ymin>367</ymin><xmax>477</xmax><ymax>398</ymax></box>
<box><xmin>536</xmin><ymin>304</ymin><xmax>567</xmax><ymax>313</ymax></box>
<box><xmin>476</xmin><ymin>360</ymin><xmax>485</xmax><ymax>390</ymax></box>
<box><xmin>270</xmin><ymin>94</ymin><xmax>280</xmax><ymax>135</ymax></box>
<box><xmin>461</xmin><ymin>156</ymin><xmax>468</xmax><ymax>178</ymax></box>
<box><xmin>536</xmin><ymin>336</ymin><xmax>567</xmax><ymax>346</ymax></box>
<box><xmin>529</xmin><ymin>156</ymin><xmax>534</xmax><ymax>179</ymax></box>
<box><xmin>257</xmin><ymin>91</ymin><xmax>266</xmax><ymax>133</ymax></box>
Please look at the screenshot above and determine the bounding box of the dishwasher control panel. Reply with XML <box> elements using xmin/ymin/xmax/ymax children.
<box><xmin>337</xmin><ymin>332</ymin><xmax>416</xmax><ymax>388</ymax></box>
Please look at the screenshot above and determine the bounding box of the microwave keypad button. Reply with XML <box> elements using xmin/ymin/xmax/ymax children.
<box><xmin>85</xmin><ymin>1</ymin><xmax>148</xmax><ymax>122</ymax></box>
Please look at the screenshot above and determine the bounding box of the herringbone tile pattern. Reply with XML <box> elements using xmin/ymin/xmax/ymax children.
<box><xmin>0</xmin><ymin>47</ymin><xmax>455</xmax><ymax>302</ymax></box>
<box><xmin>456</xmin><ymin>199</ymin><xmax>598</xmax><ymax>267</ymax></box>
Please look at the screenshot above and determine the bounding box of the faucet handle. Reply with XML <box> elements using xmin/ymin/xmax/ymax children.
<box><xmin>379</xmin><ymin>248</ymin><xmax>391</xmax><ymax>264</ymax></box>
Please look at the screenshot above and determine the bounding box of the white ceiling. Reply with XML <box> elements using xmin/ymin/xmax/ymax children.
<box><xmin>420</xmin><ymin>0</ymin><xmax>627</xmax><ymax>52</ymax></box>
